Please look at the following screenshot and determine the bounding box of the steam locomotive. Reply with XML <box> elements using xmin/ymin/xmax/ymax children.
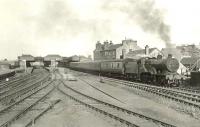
<box><xmin>69</xmin><ymin>55</ymin><xmax>181</xmax><ymax>87</ymax></box>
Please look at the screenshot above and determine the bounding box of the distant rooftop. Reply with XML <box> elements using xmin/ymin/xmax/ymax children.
<box><xmin>161</xmin><ymin>48</ymin><xmax>182</xmax><ymax>61</ymax></box>
<box><xmin>44</xmin><ymin>54</ymin><xmax>62</xmax><ymax>61</ymax></box>
<box><xmin>18</xmin><ymin>54</ymin><xmax>34</xmax><ymax>61</ymax></box>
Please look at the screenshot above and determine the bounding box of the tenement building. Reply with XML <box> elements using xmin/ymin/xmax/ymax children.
<box><xmin>93</xmin><ymin>39</ymin><xmax>141</xmax><ymax>60</ymax></box>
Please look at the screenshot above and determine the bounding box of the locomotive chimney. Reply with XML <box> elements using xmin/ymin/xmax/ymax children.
<box><xmin>168</xmin><ymin>54</ymin><xmax>172</xmax><ymax>58</ymax></box>
<box><xmin>145</xmin><ymin>45</ymin><xmax>149</xmax><ymax>55</ymax></box>
<box><xmin>157</xmin><ymin>55</ymin><xmax>162</xmax><ymax>59</ymax></box>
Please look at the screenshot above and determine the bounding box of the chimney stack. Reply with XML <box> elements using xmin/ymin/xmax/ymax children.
<box><xmin>145</xmin><ymin>45</ymin><xmax>149</xmax><ymax>55</ymax></box>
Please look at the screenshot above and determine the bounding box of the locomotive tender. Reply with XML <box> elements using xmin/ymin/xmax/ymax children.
<box><xmin>69</xmin><ymin>55</ymin><xmax>181</xmax><ymax>86</ymax></box>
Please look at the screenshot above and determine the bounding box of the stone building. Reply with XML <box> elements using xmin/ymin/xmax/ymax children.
<box><xmin>93</xmin><ymin>39</ymin><xmax>141</xmax><ymax>60</ymax></box>
<box><xmin>18</xmin><ymin>54</ymin><xmax>35</xmax><ymax>68</ymax></box>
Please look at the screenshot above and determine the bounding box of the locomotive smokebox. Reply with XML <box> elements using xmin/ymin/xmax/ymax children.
<box><xmin>146</xmin><ymin>58</ymin><xmax>179</xmax><ymax>73</ymax></box>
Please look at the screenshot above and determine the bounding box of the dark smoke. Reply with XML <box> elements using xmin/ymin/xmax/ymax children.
<box><xmin>103</xmin><ymin>0</ymin><xmax>173</xmax><ymax>47</ymax></box>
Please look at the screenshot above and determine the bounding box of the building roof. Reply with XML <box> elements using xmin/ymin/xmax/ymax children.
<box><xmin>44</xmin><ymin>54</ymin><xmax>62</xmax><ymax>61</ymax></box>
<box><xmin>106</xmin><ymin>44</ymin><xmax>122</xmax><ymax>50</ymax></box>
<box><xmin>18</xmin><ymin>54</ymin><xmax>34</xmax><ymax>61</ymax></box>
<box><xmin>161</xmin><ymin>48</ymin><xmax>182</xmax><ymax>61</ymax></box>
<box><xmin>129</xmin><ymin>48</ymin><xmax>157</xmax><ymax>55</ymax></box>
<box><xmin>126</xmin><ymin>48</ymin><xmax>158</xmax><ymax>58</ymax></box>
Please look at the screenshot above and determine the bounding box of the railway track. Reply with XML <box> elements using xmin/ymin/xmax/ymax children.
<box><xmin>0</xmin><ymin>70</ymin><xmax>47</xmax><ymax>93</ymax></box>
<box><xmin>0</xmin><ymin>80</ymin><xmax>58</xmax><ymax>127</ymax></box>
<box><xmin>0</xmin><ymin>72</ymin><xmax>48</xmax><ymax>96</ymax></box>
<box><xmin>101</xmin><ymin>77</ymin><xmax>200</xmax><ymax>110</ymax></box>
<box><xmin>0</xmin><ymin>73</ymin><xmax>28</xmax><ymax>84</ymax></box>
<box><xmin>173</xmin><ymin>87</ymin><xmax>200</xmax><ymax>95</ymax></box>
<box><xmin>58</xmin><ymin>80</ymin><xmax>176</xmax><ymax>127</ymax></box>
<box><xmin>72</xmin><ymin>71</ymin><xmax>200</xmax><ymax>101</ymax></box>
<box><xmin>0</xmin><ymin>73</ymin><xmax>50</xmax><ymax>104</ymax></box>
<box><xmin>70</xmin><ymin>71</ymin><xmax>200</xmax><ymax>103</ymax></box>
<box><xmin>78</xmin><ymin>77</ymin><xmax>124</xmax><ymax>104</ymax></box>
<box><xmin>0</xmin><ymin>68</ymin><xmax>44</xmax><ymax>85</ymax></box>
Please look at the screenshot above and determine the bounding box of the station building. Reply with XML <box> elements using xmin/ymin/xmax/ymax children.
<box><xmin>93</xmin><ymin>39</ymin><xmax>141</xmax><ymax>60</ymax></box>
<box><xmin>44</xmin><ymin>54</ymin><xmax>62</xmax><ymax>67</ymax></box>
<box><xmin>18</xmin><ymin>54</ymin><xmax>35</xmax><ymax>68</ymax></box>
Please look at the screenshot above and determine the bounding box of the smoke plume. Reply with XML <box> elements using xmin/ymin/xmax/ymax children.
<box><xmin>103</xmin><ymin>0</ymin><xmax>173</xmax><ymax>47</ymax></box>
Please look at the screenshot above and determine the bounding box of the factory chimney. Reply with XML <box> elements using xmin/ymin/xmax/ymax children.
<box><xmin>145</xmin><ymin>45</ymin><xmax>149</xmax><ymax>55</ymax></box>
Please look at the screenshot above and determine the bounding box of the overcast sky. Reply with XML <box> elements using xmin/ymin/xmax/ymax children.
<box><xmin>0</xmin><ymin>0</ymin><xmax>200</xmax><ymax>60</ymax></box>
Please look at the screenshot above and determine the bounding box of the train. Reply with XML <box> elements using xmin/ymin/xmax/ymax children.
<box><xmin>69</xmin><ymin>55</ymin><xmax>181</xmax><ymax>87</ymax></box>
<box><xmin>0</xmin><ymin>70</ymin><xmax>16</xmax><ymax>81</ymax></box>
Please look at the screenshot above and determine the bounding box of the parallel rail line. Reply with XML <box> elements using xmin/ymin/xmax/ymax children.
<box><xmin>0</xmin><ymin>80</ymin><xmax>53</xmax><ymax>114</ymax></box>
<box><xmin>0</xmin><ymin>74</ymin><xmax>44</xmax><ymax>96</ymax></box>
<box><xmin>79</xmin><ymin>77</ymin><xmax>124</xmax><ymax>104</ymax></box>
<box><xmin>0</xmin><ymin>74</ymin><xmax>49</xmax><ymax>103</ymax></box>
<box><xmin>0</xmin><ymin>71</ymin><xmax>47</xmax><ymax>90</ymax></box>
<box><xmin>103</xmin><ymin>78</ymin><xmax>200</xmax><ymax>109</ymax></box>
<box><xmin>0</xmin><ymin>86</ymin><xmax>54</xmax><ymax>127</ymax></box>
<box><xmin>58</xmin><ymin>87</ymin><xmax>140</xmax><ymax>127</ymax></box>
<box><xmin>60</xmin><ymin>80</ymin><xmax>176</xmax><ymax>127</ymax></box>
<box><xmin>24</xmin><ymin>99</ymin><xmax>61</xmax><ymax>127</ymax></box>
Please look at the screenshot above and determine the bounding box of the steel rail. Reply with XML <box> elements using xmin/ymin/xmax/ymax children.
<box><xmin>0</xmin><ymin>71</ymin><xmax>47</xmax><ymax>90</ymax></box>
<box><xmin>0</xmin><ymin>74</ymin><xmax>43</xmax><ymax>95</ymax></box>
<box><xmin>103</xmin><ymin>78</ymin><xmax>200</xmax><ymax>109</ymax></box>
<box><xmin>0</xmin><ymin>86</ymin><xmax>54</xmax><ymax>127</ymax></box>
<box><xmin>58</xmin><ymin>87</ymin><xmax>140</xmax><ymax>127</ymax></box>
<box><xmin>0</xmin><ymin>74</ymin><xmax>49</xmax><ymax>103</ymax></box>
<box><xmin>0</xmin><ymin>80</ymin><xmax>53</xmax><ymax>114</ymax></box>
<box><xmin>24</xmin><ymin>99</ymin><xmax>61</xmax><ymax>127</ymax></box>
<box><xmin>103</xmin><ymin>77</ymin><xmax>200</xmax><ymax>103</ymax></box>
<box><xmin>60</xmin><ymin>80</ymin><xmax>176</xmax><ymax>127</ymax></box>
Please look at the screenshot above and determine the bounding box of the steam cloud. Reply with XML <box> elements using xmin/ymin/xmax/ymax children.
<box><xmin>103</xmin><ymin>0</ymin><xmax>173</xmax><ymax>47</ymax></box>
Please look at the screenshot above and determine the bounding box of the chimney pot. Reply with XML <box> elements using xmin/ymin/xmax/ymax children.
<box><xmin>145</xmin><ymin>45</ymin><xmax>149</xmax><ymax>55</ymax></box>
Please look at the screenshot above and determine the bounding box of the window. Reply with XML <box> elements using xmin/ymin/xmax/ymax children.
<box><xmin>117</xmin><ymin>63</ymin><xmax>120</xmax><ymax>68</ymax></box>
